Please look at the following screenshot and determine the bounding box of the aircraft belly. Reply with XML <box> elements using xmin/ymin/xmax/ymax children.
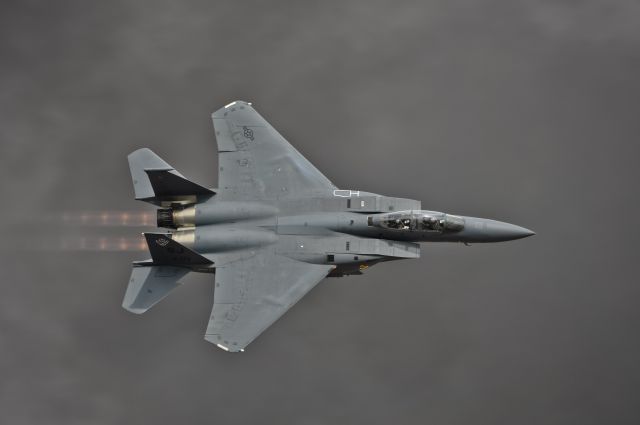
<box><xmin>274</xmin><ymin>233</ymin><xmax>420</xmax><ymax>264</ymax></box>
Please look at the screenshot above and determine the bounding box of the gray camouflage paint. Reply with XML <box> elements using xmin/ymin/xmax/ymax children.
<box><xmin>123</xmin><ymin>101</ymin><xmax>533</xmax><ymax>352</ymax></box>
<box><xmin>2</xmin><ymin>1</ymin><xmax>640</xmax><ymax>424</ymax></box>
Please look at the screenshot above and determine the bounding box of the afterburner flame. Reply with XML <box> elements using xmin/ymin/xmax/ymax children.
<box><xmin>58</xmin><ymin>236</ymin><xmax>148</xmax><ymax>251</ymax></box>
<box><xmin>60</xmin><ymin>211</ymin><xmax>154</xmax><ymax>227</ymax></box>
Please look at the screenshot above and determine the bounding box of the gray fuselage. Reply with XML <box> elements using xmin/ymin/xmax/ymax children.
<box><xmin>161</xmin><ymin>189</ymin><xmax>533</xmax><ymax>276</ymax></box>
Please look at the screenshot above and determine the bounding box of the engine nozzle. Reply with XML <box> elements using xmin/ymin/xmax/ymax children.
<box><xmin>157</xmin><ymin>208</ymin><xmax>175</xmax><ymax>228</ymax></box>
<box><xmin>156</xmin><ymin>207</ymin><xmax>196</xmax><ymax>229</ymax></box>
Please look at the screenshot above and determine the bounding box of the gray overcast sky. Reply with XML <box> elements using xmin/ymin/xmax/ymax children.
<box><xmin>1</xmin><ymin>1</ymin><xmax>640</xmax><ymax>424</ymax></box>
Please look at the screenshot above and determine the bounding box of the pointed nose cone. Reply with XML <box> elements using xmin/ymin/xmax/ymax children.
<box><xmin>484</xmin><ymin>220</ymin><xmax>535</xmax><ymax>241</ymax></box>
<box><xmin>459</xmin><ymin>217</ymin><xmax>535</xmax><ymax>243</ymax></box>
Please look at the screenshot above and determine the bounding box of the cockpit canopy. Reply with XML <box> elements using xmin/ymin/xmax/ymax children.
<box><xmin>368</xmin><ymin>210</ymin><xmax>465</xmax><ymax>233</ymax></box>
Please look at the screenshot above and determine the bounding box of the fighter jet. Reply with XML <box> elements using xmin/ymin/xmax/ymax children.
<box><xmin>123</xmin><ymin>100</ymin><xmax>534</xmax><ymax>352</ymax></box>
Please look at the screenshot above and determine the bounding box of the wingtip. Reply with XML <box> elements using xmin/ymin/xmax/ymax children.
<box><xmin>205</xmin><ymin>334</ymin><xmax>247</xmax><ymax>352</ymax></box>
<box><xmin>224</xmin><ymin>100</ymin><xmax>252</xmax><ymax>108</ymax></box>
<box><xmin>212</xmin><ymin>100</ymin><xmax>254</xmax><ymax>118</ymax></box>
<box><xmin>214</xmin><ymin>343</ymin><xmax>245</xmax><ymax>353</ymax></box>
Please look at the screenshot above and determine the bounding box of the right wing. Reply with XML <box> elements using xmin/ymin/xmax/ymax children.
<box><xmin>206</xmin><ymin>251</ymin><xmax>333</xmax><ymax>352</ymax></box>
<box><xmin>212</xmin><ymin>101</ymin><xmax>336</xmax><ymax>199</ymax></box>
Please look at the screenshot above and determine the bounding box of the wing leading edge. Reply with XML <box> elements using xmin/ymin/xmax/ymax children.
<box><xmin>206</xmin><ymin>251</ymin><xmax>333</xmax><ymax>352</ymax></box>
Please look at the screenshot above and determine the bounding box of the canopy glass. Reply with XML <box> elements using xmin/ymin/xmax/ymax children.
<box><xmin>370</xmin><ymin>210</ymin><xmax>465</xmax><ymax>233</ymax></box>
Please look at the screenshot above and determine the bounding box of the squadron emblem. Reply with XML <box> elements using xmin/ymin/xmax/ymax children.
<box><xmin>155</xmin><ymin>238</ymin><xmax>170</xmax><ymax>247</ymax></box>
<box><xmin>242</xmin><ymin>126</ymin><xmax>254</xmax><ymax>141</ymax></box>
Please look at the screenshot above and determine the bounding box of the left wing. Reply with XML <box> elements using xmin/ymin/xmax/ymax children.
<box><xmin>205</xmin><ymin>251</ymin><xmax>332</xmax><ymax>352</ymax></box>
<box><xmin>212</xmin><ymin>101</ymin><xmax>336</xmax><ymax>200</ymax></box>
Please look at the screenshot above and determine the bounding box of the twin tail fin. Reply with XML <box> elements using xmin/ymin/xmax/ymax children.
<box><xmin>127</xmin><ymin>148</ymin><xmax>214</xmax><ymax>206</ymax></box>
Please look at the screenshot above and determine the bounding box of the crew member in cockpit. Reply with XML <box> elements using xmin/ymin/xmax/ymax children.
<box><xmin>422</xmin><ymin>216</ymin><xmax>439</xmax><ymax>231</ymax></box>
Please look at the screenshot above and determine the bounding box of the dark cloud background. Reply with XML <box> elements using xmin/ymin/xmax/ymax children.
<box><xmin>1</xmin><ymin>0</ymin><xmax>639</xmax><ymax>424</ymax></box>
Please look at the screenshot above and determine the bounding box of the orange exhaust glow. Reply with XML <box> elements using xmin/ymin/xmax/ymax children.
<box><xmin>57</xmin><ymin>236</ymin><xmax>149</xmax><ymax>251</ymax></box>
<box><xmin>60</xmin><ymin>211</ymin><xmax>155</xmax><ymax>227</ymax></box>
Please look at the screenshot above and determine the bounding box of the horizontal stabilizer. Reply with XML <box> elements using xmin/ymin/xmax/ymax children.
<box><xmin>144</xmin><ymin>233</ymin><xmax>213</xmax><ymax>266</ymax></box>
<box><xmin>123</xmin><ymin>265</ymin><xmax>189</xmax><ymax>314</ymax></box>
<box><xmin>128</xmin><ymin>148</ymin><xmax>214</xmax><ymax>206</ymax></box>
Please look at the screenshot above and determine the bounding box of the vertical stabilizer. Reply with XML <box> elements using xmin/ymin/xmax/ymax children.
<box><xmin>143</xmin><ymin>233</ymin><xmax>213</xmax><ymax>266</ymax></box>
<box><xmin>128</xmin><ymin>148</ymin><xmax>214</xmax><ymax>206</ymax></box>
